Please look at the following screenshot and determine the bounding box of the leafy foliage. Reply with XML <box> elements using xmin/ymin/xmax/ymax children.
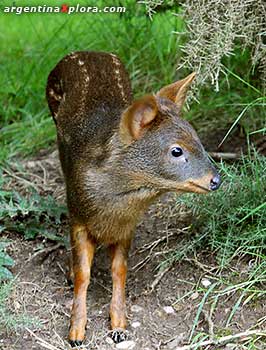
<box><xmin>0</xmin><ymin>173</ymin><xmax>67</xmax><ymax>241</ymax></box>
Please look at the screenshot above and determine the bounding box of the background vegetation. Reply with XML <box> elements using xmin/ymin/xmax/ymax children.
<box><xmin>0</xmin><ymin>0</ymin><xmax>265</xmax><ymax>347</ymax></box>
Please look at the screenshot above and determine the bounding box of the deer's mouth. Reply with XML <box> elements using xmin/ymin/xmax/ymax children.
<box><xmin>187</xmin><ymin>181</ymin><xmax>211</xmax><ymax>194</ymax></box>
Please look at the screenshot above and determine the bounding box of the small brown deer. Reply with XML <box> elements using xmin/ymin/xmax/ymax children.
<box><xmin>46</xmin><ymin>51</ymin><xmax>221</xmax><ymax>346</ymax></box>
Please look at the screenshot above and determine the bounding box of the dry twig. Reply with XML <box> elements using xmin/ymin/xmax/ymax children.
<box><xmin>202</xmin><ymin>310</ymin><xmax>214</xmax><ymax>339</ymax></box>
<box><xmin>208</xmin><ymin>152</ymin><xmax>240</xmax><ymax>160</ymax></box>
<box><xmin>149</xmin><ymin>263</ymin><xmax>173</xmax><ymax>293</ymax></box>
<box><xmin>174</xmin><ymin>329</ymin><xmax>266</xmax><ymax>350</ymax></box>
<box><xmin>3</xmin><ymin>167</ymin><xmax>41</xmax><ymax>192</ymax></box>
<box><xmin>26</xmin><ymin>328</ymin><xmax>63</xmax><ymax>350</ymax></box>
<box><xmin>28</xmin><ymin>242</ymin><xmax>64</xmax><ymax>262</ymax></box>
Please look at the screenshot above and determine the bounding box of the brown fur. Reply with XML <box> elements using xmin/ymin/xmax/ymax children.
<box><xmin>46</xmin><ymin>51</ymin><xmax>220</xmax><ymax>345</ymax></box>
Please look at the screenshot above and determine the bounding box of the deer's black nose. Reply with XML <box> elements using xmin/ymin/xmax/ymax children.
<box><xmin>210</xmin><ymin>174</ymin><xmax>221</xmax><ymax>191</ymax></box>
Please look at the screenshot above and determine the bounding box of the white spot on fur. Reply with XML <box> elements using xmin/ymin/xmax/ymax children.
<box><xmin>69</xmin><ymin>52</ymin><xmax>78</xmax><ymax>59</ymax></box>
<box><xmin>111</xmin><ymin>55</ymin><xmax>126</xmax><ymax>101</ymax></box>
<box><xmin>49</xmin><ymin>88</ymin><xmax>54</xmax><ymax>96</ymax></box>
<box><xmin>74</xmin><ymin>62</ymin><xmax>90</xmax><ymax>117</ymax></box>
<box><xmin>49</xmin><ymin>88</ymin><xmax>62</xmax><ymax>101</ymax></box>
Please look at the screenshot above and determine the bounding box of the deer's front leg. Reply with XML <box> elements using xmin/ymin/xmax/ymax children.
<box><xmin>69</xmin><ymin>225</ymin><xmax>96</xmax><ymax>347</ymax></box>
<box><xmin>109</xmin><ymin>241</ymin><xmax>130</xmax><ymax>343</ymax></box>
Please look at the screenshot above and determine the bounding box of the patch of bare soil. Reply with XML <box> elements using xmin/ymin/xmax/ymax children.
<box><xmin>0</xmin><ymin>151</ymin><xmax>265</xmax><ymax>350</ymax></box>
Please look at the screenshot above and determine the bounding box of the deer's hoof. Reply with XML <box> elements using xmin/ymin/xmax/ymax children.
<box><xmin>69</xmin><ymin>339</ymin><xmax>83</xmax><ymax>347</ymax></box>
<box><xmin>110</xmin><ymin>329</ymin><xmax>127</xmax><ymax>343</ymax></box>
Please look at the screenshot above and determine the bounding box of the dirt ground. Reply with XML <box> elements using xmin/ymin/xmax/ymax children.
<box><xmin>1</xmin><ymin>134</ymin><xmax>266</xmax><ymax>350</ymax></box>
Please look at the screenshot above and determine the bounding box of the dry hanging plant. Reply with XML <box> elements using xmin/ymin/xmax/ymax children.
<box><xmin>140</xmin><ymin>0</ymin><xmax>266</xmax><ymax>92</ymax></box>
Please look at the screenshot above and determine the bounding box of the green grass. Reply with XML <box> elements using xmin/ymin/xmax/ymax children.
<box><xmin>183</xmin><ymin>154</ymin><xmax>266</xmax><ymax>267</ymax></box>
<box><xmin>167</xmin><ymin>154</ymin><xmax>266</xmax><ymax>347</ymax></box>
<box><xmin>167</xmin><ymin>153</ymin><xmax>266</xmax><ymax>280</ymax></box>
<box><xmin>1</xmin><ymin>2</ymin><xmax>264</xmax><ymax>160</ymax></box>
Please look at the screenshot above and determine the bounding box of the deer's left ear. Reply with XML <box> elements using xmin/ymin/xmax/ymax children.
<box><xmin>119</xmin><ymin>95</ymin><xmax>158</xmax><ymax>144</ymax></box>
<box><xmin>157</xmin><ymin>72</ymin><xmax>196</xmax><ymax>109</ymax></box>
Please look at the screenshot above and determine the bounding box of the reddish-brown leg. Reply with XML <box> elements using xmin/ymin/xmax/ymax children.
<box><xmin>109</xmin><ymin>241</ymin><xmax>130</xmax><ymax>343</ymax></box>
<box><xmin>68</xmin><ymin>224</ymin><xmax>96</xmax><ymax>347</ymax></box>
<box><xmin>67</xmin><ymin>251</ymin><xmax>74</xmax><ymax>285</ymax></box>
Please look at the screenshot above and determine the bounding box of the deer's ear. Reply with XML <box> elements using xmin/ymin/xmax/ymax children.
<box><xmin>157</xmin><ymin>72</ymin><xmax>196</xmax><ymax>109</ymax></box>
<box><xmin>120</xmin><ymin>95</ymin><xmax>158</xmax><ymax>144</ymax></box>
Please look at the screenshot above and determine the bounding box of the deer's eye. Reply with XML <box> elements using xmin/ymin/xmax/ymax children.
<box><xmin>171</xmin><ymin>147</ymin><xmax>183</xmax><ymax>157</ymax></box>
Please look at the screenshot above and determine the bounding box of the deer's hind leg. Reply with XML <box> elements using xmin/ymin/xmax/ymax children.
<box><xmin>108</xmin><ymin>240</ymin><xmax>131</xmax><ymax>343</ymax></box>
<box><xmin>68</xmin><ymin>224</ymin><xmax>96</xmax><ymax>347</ymax></box>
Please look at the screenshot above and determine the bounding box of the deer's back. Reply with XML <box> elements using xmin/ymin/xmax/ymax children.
<box><xmin>46</xmin><ymin>51</ymin><xmax>132</xmax><ymax>150</ymax></box>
